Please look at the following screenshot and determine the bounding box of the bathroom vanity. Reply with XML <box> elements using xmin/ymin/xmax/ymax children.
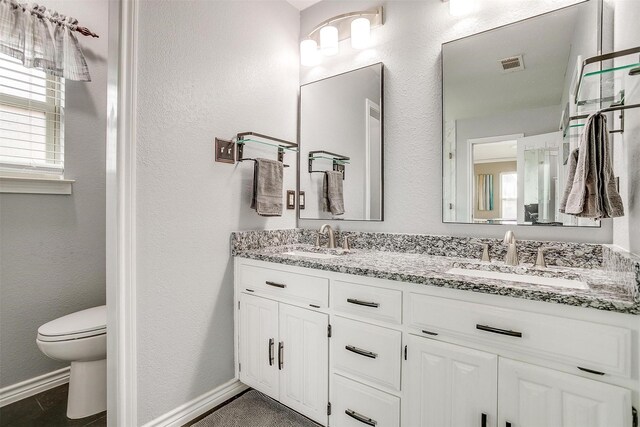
<box><xmin>233</xmin><ymin>231</ymin><xmax>640</xmax><ymax>427</ymax></box>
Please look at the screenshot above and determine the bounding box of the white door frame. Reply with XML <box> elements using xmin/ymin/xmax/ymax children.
<box><xmin>466</xmin><ymin>134</ymin><xmax>523</xmax><ymax>223</ymax></box>
<box><xmin>106</xmin><ymin>0</ymin><xmax>138</xmax><ymax>425</ymax></box>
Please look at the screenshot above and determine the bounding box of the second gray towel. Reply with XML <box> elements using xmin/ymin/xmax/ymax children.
<box><xmin>322</xmin><ymin>171</ymin><xmax>345</xmax><ymax>215</ymax></box>
<box><xmin>251</xmin><ymin>158</ymin><xmax>283</xmax><ymax>216</ymax></box>
<box><xmin>562</xmin><ymin>112</ymin><xmax>624</xmax><ymax>218</ymax></box>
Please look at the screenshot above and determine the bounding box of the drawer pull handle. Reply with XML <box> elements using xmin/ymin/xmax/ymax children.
<box><xmin>268</xmin><ymin>338</ymin><xmax>274</xmax><ymax>366</ymax></box>
<box><xmin>476</xmin><ymin>324</ymin><xmax>522</xmax><ymax>338</ymax></box>
<box><xmin>506</xmin><ymin>422</ymin><xmax>512</xmax><ymax>427</ymax></box>
<box><xmin>345</xmin><ymin>409</ymin><xmax>377</xmax><ymax>426</ymax></box>
<box><xmin>347</xmin><ymin>298</ymin><xmax>379</xmax><ymax>308</ymax></box>
<box><xmin>422</xmin><ymin>329</ymin><xmax>438</xmax><ymax>336</ymax></box>
<box><xmin>345</xmin><ymin>345</ymin><xmax>378</xmax><ymax>359</ymax></box>
<box><xmin>578</xmin><ymin>366</ymin><xmax>605</xmax><ymax>376</ymax></box>
<box><xmin>266</xmin><ymin>281</ymin><xmax>286</xmax><ymax>289</ymax></box>
<box><xmin>278</xmin><ymin>341</ymin><xmax>284</xmax><ymax>370</ymax></box>
<box><xmin>481</xmin><ymin>413</ymin><xmax>487</xmax><ymax>427</ymax></box>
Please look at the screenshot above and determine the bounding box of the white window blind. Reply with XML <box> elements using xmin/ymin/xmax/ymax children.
<box><xmin>0</xmin><ymin>53</ymin><xmax>65</xmax><ymax>175</ymax></box>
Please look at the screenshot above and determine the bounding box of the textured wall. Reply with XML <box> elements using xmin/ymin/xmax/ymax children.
<box><xmin>0</xmin><ymin>0</ymin><xmax>108</xmax><ymax>387</ymax></box>
<box><xmin>299</xmin><ymin>0</ymin><xmax>616</xmax><ymax>243</ymax></box>
<box><xmin>134</xmin><ymin>1</ymin><xmax>299</xmax><ymax>423</ymax></box>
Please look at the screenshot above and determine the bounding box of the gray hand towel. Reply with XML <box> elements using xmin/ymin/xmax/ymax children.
<box><xmin>251</xmin><ymin>158</ymin><xmax>283</xmax><ymax>216</ymax></box>
<box><xmin>322</xmin><ymin>171</ymin><xmax>344</xmax><ymax>215</ymax></box>
<box><xmin>564</xmin><ymin>112</ymin><xmax>624</xmax><ymax>218</ymax></box>
<box><xmin>559</xmin><ymin>148</ymin><xmax>579</xmax><ymax>213</ymax></box>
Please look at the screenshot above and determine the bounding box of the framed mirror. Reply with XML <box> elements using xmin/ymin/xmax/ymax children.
<box><xmin>299</xmin><ymin>63</ymin><xmax>383</xmax><ymax>221</ymax></box>
<box><xmin>442</xmin><ymin>1</ymin><xmax>603</xmax><ymax>227</ymax></box>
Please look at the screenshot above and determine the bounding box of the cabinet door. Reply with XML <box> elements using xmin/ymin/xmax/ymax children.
<box><xmin>404</xmin><ymin>335</ymin><xmax>498</xmax><ymax>427</ymax></box>
<box><xmin>278</xmin><ymin>304</ymin><xmax>329</xmax><ymax>426</ymax></box>
<box><xmin>239</xmin><ymin>293</ymin><xmax>279</xmax><ymax>400</ymax></box>
<box><xmin>498</xmin><ymin>358</ymin><xmax>632</xmax><ymax>427</ymax></box>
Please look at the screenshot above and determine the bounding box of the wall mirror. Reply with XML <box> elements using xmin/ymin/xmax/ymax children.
<box><xmin>442</xmin><ymin>1</ymin><xmax>604</xmax><ymax>227</ymax></box>
<box><xmin>299</xmin><ymin>63</ymin><xmax>383</xmax><ymax>221</ymax></box>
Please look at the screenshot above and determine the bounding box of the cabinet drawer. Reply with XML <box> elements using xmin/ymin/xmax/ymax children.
<box><xmin>331</xmin><ymin>374</ymin><xmax>400</xmax><ymax>427</ymax></box>
<box><xmin>238</xmin><ymin>263</ymin><xmax>329</xmax><ymax>308</ymax></box>
<box><xmin>331</xmin><ymin>280</ymin><xmax>402</xmax><ymax>324</ymax></box>
<box><xmin>407</xmin><ymin>293</ymin><xmax>632</xmax><ymax>378</ymax></box>
<box><xmin>331</xmin><ymin>316</ymin><xmax>402</xmax><ymax>391</ymax></box>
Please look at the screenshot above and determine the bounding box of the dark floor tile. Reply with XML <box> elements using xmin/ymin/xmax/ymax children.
<box><xmin>34</xmin><ymin>385</ymin><xmax>69</xmax><ymax>412</ymax></box>
<box><xmin>83</xmin><ymin>415</ymin><xmax>106</xmax><ymax>427</ymax></box>
<box><xmin>1</xmin><ymin>384</ymin><xmax>105</xmax><ymax>427</ymax></box>
<box><xmin>9</xmin><ymin>400</ymin><xmax>105</xmax><ymax>427</ymax></box>
<box><xmin>0</xmin><ymin>396</ymin><xmax>42</xmax><ymax>426</ymax></box>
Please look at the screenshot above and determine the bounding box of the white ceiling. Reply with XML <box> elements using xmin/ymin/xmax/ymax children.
<box><xmin>444</xmin><ymin>4</ymin><xmax>585</xmax><ymax>121</ymax></box>
<box><xmin>474</xmin><ymin>140</ymin><xmax>518</xmax><ymax>163</ymax></box>
<box><xmin>286</xmin><ymin>0</ymin><xmax>321</xmax><ymax>11</ymax></box>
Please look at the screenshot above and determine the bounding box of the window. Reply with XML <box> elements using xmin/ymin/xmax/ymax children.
<box><xmin>0</xmin><ymin>53</ymin><xmax>65</xmax><ymax>177</ymax></box>
<box><xmin>501</xmin><ymin>172</ymin><xmax>518</xmax><ymax>220</ymax></box>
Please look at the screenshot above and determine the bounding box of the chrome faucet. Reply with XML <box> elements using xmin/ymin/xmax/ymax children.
<box><xmin>503</xmin><ymin>230</ymin><xmax>519</xmax><ymax>266</ymax></box>
<box><xmin>319</xmin><ymin>224</ymin><xmax>336</xmax><ymax>249</ymax></box>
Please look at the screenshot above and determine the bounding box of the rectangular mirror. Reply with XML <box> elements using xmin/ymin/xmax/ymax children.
<box><xmin>299</xmin><ymin>63</ymin><xmax>383</xmax><ymax>221</ymax></box>
<box><xmin>442</xmin><ymin>1</ymin><xmax>603</xmax><ymax>227</ymax></box>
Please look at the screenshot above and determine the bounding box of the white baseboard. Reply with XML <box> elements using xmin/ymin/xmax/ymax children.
<box><xmin>0</xmin><ymin>367</ymin><xmax>70</xmax><ymax>407</ymax></box>
<box><xmin>142</xmin><ymin>379</ymin><xmax>249</xmax><ymax>427</ymax></box>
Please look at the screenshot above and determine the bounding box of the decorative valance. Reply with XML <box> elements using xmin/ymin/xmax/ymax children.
<box><xmin>0</xmin><ymin>0</ymin><xmax>98</xmax><ymax>81</ymax></box>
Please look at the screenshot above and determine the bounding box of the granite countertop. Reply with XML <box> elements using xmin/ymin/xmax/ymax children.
<box><xmin>235</xmin><ymin>244</ymin><xmax>639</xmax><ymax>315</ymax></box>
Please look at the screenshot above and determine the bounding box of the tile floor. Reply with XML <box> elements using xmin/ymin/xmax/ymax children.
<box><xmin>0</xmin><ymin>384</ymin><xmax>105</xmax><ymax>427</ymax></box>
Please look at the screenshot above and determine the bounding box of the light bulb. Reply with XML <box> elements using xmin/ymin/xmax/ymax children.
<box><xmin>300</xmin><ymin>39</ymin><xmax>320</xmax><ymax>67</ymax></box>
<box><xmin>350</xmin><ymin>17</ymin><xmax>370</xmax><ymax>49</ymax></box>
<box><xmin>449</xmin><ymin>0</ymin><xmax>476</xmax><ymax>16</ymax></box>
<box><xmin>320</xmin><ymin>25</ymin><xmax>339</xmax><ymax>56</ymax></box>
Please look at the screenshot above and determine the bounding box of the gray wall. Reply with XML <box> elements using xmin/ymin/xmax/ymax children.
<box><xmin>299</xmin><ymin>0</ymin><xmax>616</xmax><ymax>243</ymax></box>
<box><xmin>0</xmin><ymin>0</ymin><xmax>108</xmax><ymax>387</ymax></box>
<box><xmin>134</xmin><ymin>1</ymin><xmax>299</xmax><ymax>424</ymax></box>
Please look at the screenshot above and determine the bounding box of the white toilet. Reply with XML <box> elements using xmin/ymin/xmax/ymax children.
<box><xmin>36</xmin><ymin>305</ymin><xmax>107</xmax><ymax>419</ymax></box>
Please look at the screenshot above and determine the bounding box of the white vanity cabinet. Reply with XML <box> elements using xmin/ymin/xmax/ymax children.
<box><xmin>499</xmin><ymin>358</ymin><xmax>632</xmax><ymax>427</ymax></box>
<box><xmin>404</xmin><ymin>335</ymin><xmax>498</xmax><ymax>427</ymax></box>
<box><xmin>238</xmin><ymin>292</ymin><xmax>329</xmax><ymax>425</ymax></box>
<box><xmin>234</xmin><ymin>258</ymin><xmax>639</xmax><ymax>427</ymax></box>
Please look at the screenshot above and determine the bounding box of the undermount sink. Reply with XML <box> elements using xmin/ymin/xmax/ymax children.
<box><xmin>446</xmin><ymin>268</ymin><xmax>589</xmax><ymax>290</ymax></box>
<box><xmin>282</xmin><ymin>250</ymin><xmax>340</xmax><ymax>260</ymax></box>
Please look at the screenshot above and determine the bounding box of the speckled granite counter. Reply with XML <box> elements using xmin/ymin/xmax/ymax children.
<box><xmin>231</xmin><ymin>230</ymin><xmax>640</xmax><ymax>315</ymax></box>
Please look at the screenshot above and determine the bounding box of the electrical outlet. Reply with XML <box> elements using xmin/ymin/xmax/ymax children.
<box><xmin>215</xmin><ymin>138</ymin><xmax>235</xmax><ymax>164</ymax></box>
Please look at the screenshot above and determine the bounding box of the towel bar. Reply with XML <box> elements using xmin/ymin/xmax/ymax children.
<box><xmin>308</xmin><ymin>150</ymin><xmax>350</xmax><ymax>180</ymax></box>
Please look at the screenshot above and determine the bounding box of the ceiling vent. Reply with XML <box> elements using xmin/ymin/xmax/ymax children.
<box><xmin>499</xmin><ymin>55</ymin><xmax>525</xmax><ymax>73</ymax></box>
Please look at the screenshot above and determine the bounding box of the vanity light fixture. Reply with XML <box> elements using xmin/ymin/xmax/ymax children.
<box><xmin>300</xmin><ymin>6</ymin><xmax>383</xmax><ymax>66</ymax></box>
<box><xmin>443</xmin><ymin>0</ymin><xmax>477</xmax><ymax>17</ymax></box>
<box><xmin>350</xmin><ymin>17</ymin><xmax>371</xmax><ymax>49</ymax></box>
<box><xmin>320</xmin><ymin>25</ymin><xmax>339</xmax><ymax>56</ymax></box>
<box><xmin>300</xmin><ymin>39</ymin><xmax>320</xmax><ymax>66</ymax></box>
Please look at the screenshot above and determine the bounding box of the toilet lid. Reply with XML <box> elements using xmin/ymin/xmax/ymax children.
<box><xmin>37</xmin><ymin>306</ymin><xmax>106</xmax><ymax>342</ymax></box>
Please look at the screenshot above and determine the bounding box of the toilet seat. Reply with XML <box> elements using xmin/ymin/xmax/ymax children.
<box><xmin>37</xmin><ymin>306</ymin><xmax>106</xmax><ymax>342</ymax></box>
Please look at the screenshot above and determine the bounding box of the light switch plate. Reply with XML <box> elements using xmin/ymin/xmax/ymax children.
<box><xmin>215</xmin><ymin>138</ymin><xmax>235</xmax><ymax>164</ymax></box>
<box><xmin>286</xmin><ymin>190</ymin><xmax>296</xmax><ymax>209</ymax></box>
